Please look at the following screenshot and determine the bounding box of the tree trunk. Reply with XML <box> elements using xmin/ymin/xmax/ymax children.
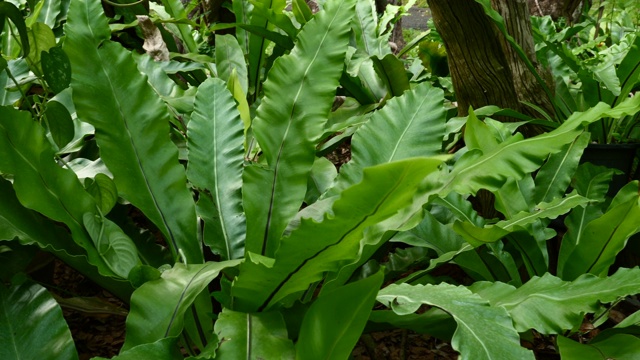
<box><xmin>427</xmin><ymin>0</ymin><xmax>557</xmax><ymax>217</ymax></box>
<box><xmin>427</xmin><ymin>0</ymin><xmax>554</xmax><ymax>134</ymax></box>
<box><xmin>528</xmin><ymin>0</ymin><xmax>590</xmax><ymax>23</ymax></box>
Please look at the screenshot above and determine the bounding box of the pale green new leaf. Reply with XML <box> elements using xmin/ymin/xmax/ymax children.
<box><xmin>377</xmin><ymin>283</ymin><xmax>534</xmax><ymax>360</ymax></box>
<box><xmin>327</xmin><ymin>81</ymin><xmax>446</xmax><ymax>196</ymax></box>
<box><xmin>187</xmin><ymin>78</ymin><xmax>246</xmax><ymax>260</ymax></box>
<box><xmin>305</xmin><ymin>157</ymin><xmax>337</xmax><ymax>204</ymax></box>
<box><xmin>244</xmin><ymin>0</ymin><xmax>356</xmax><ymax>257</ymax></box>
<box><xmin>123</xmin><ymin>261</ymin><xmax>242</xmax><ymax>351</ymax></box>
<box><xmin>233</xmin><ymin>158</ymin><xmax>443</xmax><ymax>312</ymax></box>
<box><xmin>296</xmin><ymin>271</ymin><xmax>383</xmax><ymax>359</ymax></box>
<box><xmin>214</xmin><ymin>309</ymin><xmax>295</xmax><ymax>359</ymax></box>
<box><xmin>64</xmin><ymin>0</ymin><xmax>201</xmax><ymax>263</ymax></box>
<box><xmin>0</xmin><ymin>281</ymin><xmax>78</xmax><ymax>360</ymax></box>
<box><xmin>470</xmin><ymin>268</ymin><xmax>640</xmax><ymax>334</ymax></box>
<box><xmin>26</xmin><ymin>22</ymin><xmax>56</xmax><ymax>77</ymax></box>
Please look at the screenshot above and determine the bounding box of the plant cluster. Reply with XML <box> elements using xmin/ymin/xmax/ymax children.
<box><xmin>1</xmin><ymin>0</ymin><xmax>640</xmax><ymax>359</ymax></box>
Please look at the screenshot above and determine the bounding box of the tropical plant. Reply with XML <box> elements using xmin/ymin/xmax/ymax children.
<box><xmin>1</xmin><ymin>0</ymin><xmax>640</xmax><ymax>359</ymax></box>
<box><xmin>533</xmin><ymin>9</ymin><xmax>640</xmax><ymax>143</ymax></box>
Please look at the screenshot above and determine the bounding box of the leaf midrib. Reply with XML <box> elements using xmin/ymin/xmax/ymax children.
<box><xmin>261</xmin><ymin>0</ymin><xmax>348</xmax><ymax>254</ymax></box>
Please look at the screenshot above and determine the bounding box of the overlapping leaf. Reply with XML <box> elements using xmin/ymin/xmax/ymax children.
<box><xmin>0</xmin><ymin>281</ymin><xmax>78</xmax><ymax>360</ymax></box>
<box><xmin>296</xmin><ymin>271</ymin><xmax>383</xmax><ymax>359</ymax></box>
<box><xmin>64</xmin><ymin>0</ymin><xmax>201</xmax><ymax>263</ymax></box>
<box><xmin>233</xmin><ymin>158</ymin><xmax>443</xmax><ymax>312</ymax></box>
<box><xmin>0</xmin><ymin>106</ymin><xmax>127</xmax><ymax>277</ymax></box>
<box><xmin>471</xmin><ymin>267</ymin><xmax>640</xmax><ymax>334</ymax></box>
<box><xmin>378</xmin><ymin>283</ymin><xmax>535</xmax><ymax>360</ymax></box>
<box><xmin>327</xmin><ymin>81</ymin><xmax>446</xmax><ymax>196</ymax></box>
<box><xmin>561</xmin><ymin>182</ymin><xmax>640</xmax><ymax>279</ymax></box>
<box><xmin>442</xmin><ymin>101</ymin><xmax>639</xmax><ymax>196</ymax></box>
<box><xmin>214</xmin><ymin>309</ymin><xmax>295</xmax><ymax>359</ymax></box>
<box><xmin>123</xmin><ymin>261</ymin><xmax>241</xmax><ymax>350</ymax></box>
<box><xmin>244</xmin><ymin>0</ymin><xmax>356</xmax><ymax>257</ymax></box>
<box><xmin>351</xmin><ymin>0</ymin><xmax>390</xmax><ymax>57</ymax></box>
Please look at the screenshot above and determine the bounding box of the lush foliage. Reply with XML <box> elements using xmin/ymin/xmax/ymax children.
<box><xmin>1</xmin><ymin>0</ymin><xmax>640</xmax><ymax>359</ymax></box>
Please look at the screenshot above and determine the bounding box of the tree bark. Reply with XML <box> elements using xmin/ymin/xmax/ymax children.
<box><xmin>427</xmin><ymin>0</ymin><xmax>554</xmax><ymax>134</ymax></box>
<box><xmin>528</xmin><ymin>0</ymin><xmax>590</xmax><ymax>23</ymax></box>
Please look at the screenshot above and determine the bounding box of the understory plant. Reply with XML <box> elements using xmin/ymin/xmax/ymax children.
<box><xmin>1</xmin><ymin>0</ymin><xmax>640</xmax><ymax>359</ymax></box>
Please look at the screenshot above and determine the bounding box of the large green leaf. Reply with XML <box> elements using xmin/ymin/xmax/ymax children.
<box><xmin>557</xmin><ymin>164</ymin><xmax>614</xmax><ymax>273</ymax></box>
<box><xmin>244</xmin><ymin>0</ymin><xmax>356</xmax><ymax>257</ymax></box>
<box><xmin>35</xmin><ymin>0</ymin><xmax>62</xmax><ymax>28</ymax></box>
<box><xmin>83</xmin><ymin>213</ymin><xmax>140</xmax><ymax>278</ymax></box>
<box><xmin>533</xmin><ymin>132</ymin><xmax>589</xmax><ymax>204</ymax></box>
<box><xmin>557</xmin><ymin>334</ymin><xmax>640</xmax><ymax>360</ymax></box>
<box><xmin>561</xmin><ymin>182</ymin><xmax>640</xmax><ymax>280</ymax></box>
<box><xmin>351</xmin><ymin>0</ymin><xmax>389</xmax><ymax>57</ymax></box>
<box><xmin>158</xmin><ymin>0</ymin><xmax>198</xmax><ymax>53</ymax></box>
<box><xmin>215</xmin><ymin>34</ymin><xmax>248</xmax><ymax>95</ymax></box>
<box><xmin>94</xmin><ymin>338</ymin><xmax>182</xmax><ymax>360</ymax></box>
<box><xmin>442</xmin><ymin>102</ymin><xmax>636</xmax><ymax>196</ymax></box>
<box><xmin>470</xmin><ymin>268</ymin><xmax>640</xmax><ymax>334</ymax></box>
<box><xmin>0</xmin><ymin>177</ymin><xmax>83</xmax><ymax>255</ymax></box>
<box><xmin>64</xmin><ymin>0</ymin><xmax>201</xmax><ymax>263</ymax></box>
<box><xmin>232</xmin><ymin>0</ymin><xmax>252</xmax><ymax>53</ymax></box>
<box><xmin>0</xmin><ymin>281</ymin><xmax>78</xmax><ymax>360</ymax></box>
<box><xmin>123</xmin><ymin>260</ymin><xmax>241</xmax><ymax>351</ymax></box>
<box><xmin>327</xmin><ymin>81</ymin><xmax>446</xmax><ymax>196</ymax></box>
<box><xmin>296</xmin><ymin>271</ymin><xmax>383</xmax><ymax>360</ymax></box>
<box><xmin>377</xmin><ymin>283</ymin><xmax>535</xmax><ymax>360</ymax></box>
<box><xmin>233</xmin><ymin>158</ymin><xmax>443</xmax><ymax>312</ymax></box>
<box><xmin>394</xmin><ymin>211</ymin><xmax>493</xmax><ymax>284</ymax></box>
<box><xmin>187</xmin><ymin>78</ymin><xmax>246</xmax><ymax>260</ymax></box>
<box><xmin>614</xmin><ymin>33</ymin><xmax>640</xmax><ymax>107</ymax></box>
<box><xmin>214</xmin><ymin>309</ymin><xmax>295</xmax><ymax>359</ymax></box>
<box><xmin>453</xmin><ymin>191</ymin><xmax>590</xmax><ymax>246</ymax></box>
<box><xmin>0</xmin><ymin>106</ymin><xmax>126</xmax><ymax>277</ymax></box>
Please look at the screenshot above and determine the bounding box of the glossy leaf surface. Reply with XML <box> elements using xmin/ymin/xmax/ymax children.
<box><xmin>234</xmin><ymin>158</ymin><xmax>443</xmax><ymax>312</ymax></box>
<box><xmin>0</xmin><ymin>281</ymin><xmax>78</xmax><ymax>360</ymax></box>
<box><xmin>214</xmin><ymin>309</ymin><xmax>295</xmax><ymax>359</ymax></box>
<box><xmin>296</xmin><ymin>271</ymin><xmax>383</xmax><ymax>359</ymax></box>
<box><xmin>64</xmin><ymin>0</ymin><xmax>201</xmax><ymax>263</ymax></box>
<box><xmin>187</xmin><ymin>78</ymin><xmax>246</xmax><ymax>260</ymax></box>
<box><xmin>244</xmin><ymin>0</ymin><xmax>356</xmax><ymax>256</ymax></box>
<box><xmin>471</xmin><ymin>268</ymin><xmax>640</xmax><ymax>334</ymax></box>
<box><xmin>378</xmin><ymin>283</ymin><xmax>535</xmax><ymax>360</ymax></box>
<box><xmin>123</xmin><ymin>261</ymin><xmax>241</xmax><ymax>350</ymax></box>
